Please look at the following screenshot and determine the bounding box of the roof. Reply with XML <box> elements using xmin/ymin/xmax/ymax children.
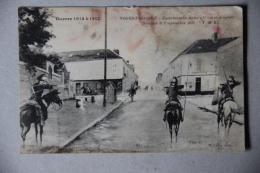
<box><xmin>59</xmin><ymin>49</ymin><xmax>122</xmax><ymax>62</ymax></box>
<box><xmin>183</xmin><ymin>37</ymin><xmax>238</xmax><ymax>54</ymax></box>
<box><xmin>169</xmin><ymin>37</ymin><xmax>239</xmax><ymax>64</ymax></box>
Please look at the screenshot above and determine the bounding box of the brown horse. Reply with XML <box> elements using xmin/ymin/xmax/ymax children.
<box><xmin>20</xmin><ymin>89</ymin><xmax>63</xmax><ymax>146</ymax></box>
<box><xmin>166</xmin><ymin>102</ymin><xmax>181</xmax><ymax>143</ymax></box>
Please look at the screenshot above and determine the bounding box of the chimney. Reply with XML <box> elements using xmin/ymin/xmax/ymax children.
<box><xmin>212</xmin><ymin>32</ymin><xmax>218</xmax><ymax>43</ymax></box>
<box><xmin>113</xmin><ymin>49</ymin><xmax>119</xmax><ymax>55</ymax></box>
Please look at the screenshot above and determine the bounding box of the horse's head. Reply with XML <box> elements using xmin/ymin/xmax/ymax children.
<box><xmin>42</xmin><ymin>89</ymin><xmax>63</xmax><ymax>106</ymax></box>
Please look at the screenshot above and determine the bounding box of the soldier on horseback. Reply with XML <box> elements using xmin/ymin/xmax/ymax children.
<box><xmin>31</xmin><ymin>74</ymin><xmax>53</xmax><ymax>125</ymax></box>
<box><xmin>218</xmin><ymin>75</ymin><xmax>241</xmax><ymax>114</ymax></box>
<box><xmin>163</xmin><ymin>77</ymin><xmax>184</xmax><ymax>122</ymax></box>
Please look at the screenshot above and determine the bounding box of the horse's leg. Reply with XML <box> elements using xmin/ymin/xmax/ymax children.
<box><xmin>227</xmin><ymin>113</ymin><xmax>233</xmax><ymax>134</ymax></box>
<box><xmin>175</xmin><ymin>124</ymin><xmax>179</xmax><ymax>143</ymax></box>
<box><xmin>175</xmin><ymin>111</ymin><xmax>180</xmax><ymax>143</ymax></box>
<box><xmin>169</xmin><ymin>122</ymin><xmax>173</xmax><ymax>143</ymax></box>
<box><xmin>35</xmin><ymin>123</ymin><xmax>38</xmax><ymax>145</ymax></box>
<box><xmin>20</xmin><ymin>126</ymin><xmax>25</xmax><ymax>147</ymax></box>
<box><xmin>217</xmin><ymin>114</ymin><xmax>220</xmax><ymax>130</ymax></box>
<box><xmin>21</xmin><ymin>125</ymin><xmax>31</xmax><ymax>146</ymax></box>
<box><xmin>39</xmin><ymin>124</ymin><xmax>43</xmax><ymax>144</ymax></box>
<box><xmin>170</xmin><ymin>129</ymin><xmax>172</xmax><ymax>143</ymax></box>
<box><xmin>221</xmin><ymin>113</ymin><xmax>224</xmax><ymax>127</ymax></box>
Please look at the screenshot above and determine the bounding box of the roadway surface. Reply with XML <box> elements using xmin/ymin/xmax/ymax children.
<box><xmin>59</xmin><ymin>90</ymin><xmax>244</xmax><ymax>153</ymax></box>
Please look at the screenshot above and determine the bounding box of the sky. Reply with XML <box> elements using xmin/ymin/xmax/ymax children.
<box><xmin>44</xmin><ymin>7</ymin><xmax>243</xmax><ymax>85</ymax></box>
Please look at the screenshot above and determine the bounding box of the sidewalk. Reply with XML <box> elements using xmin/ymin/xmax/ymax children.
<box><xmin>21</xmin><ymin>94</ymin><xmax>129</xmax><ymax>153</ymax></box>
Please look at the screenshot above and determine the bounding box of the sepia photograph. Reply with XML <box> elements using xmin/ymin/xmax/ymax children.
<box><xmin>19</xmin><ymin>6</ymin><xmax>244</xmax><ymax>153</ymax></box>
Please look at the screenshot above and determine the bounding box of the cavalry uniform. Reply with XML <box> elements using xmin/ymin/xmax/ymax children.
<box><xmin>163</xmin><ymin>84</ymin><xmax>184</xmax><ymax>122</ymax></box>
<box><xmin>218</xmin><ymin>77</ymin><xmax>241</xmax><ymax>113</ymax></box>
<box><xmin>33</xmin><ymin>82</ymin><xmax>53</xmax><ymax>124</ymax></box>
<box><xmin>20</xmin><ymin>74</ymin><xmax>54</xmax><ymax>125</ymax></box>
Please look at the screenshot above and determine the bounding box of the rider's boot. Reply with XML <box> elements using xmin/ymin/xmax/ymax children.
<box><xmin>179</xmin><ymin>107</ymin><xmax>183</xmax><ymax>122</ymax></box>
<box><xmin>218</xmin><ymin>104</ymin><xmax>222</xmax><ymax>115</ymax></box>
<box><xmin>163</xmin><ymin>111</ymin><xmax>166</xmax><ymax>122</ymax></box>
<box><xmin>36</xmin><ymin>108</ymin><xmax>45</xmax><ymax>125</ymax></box>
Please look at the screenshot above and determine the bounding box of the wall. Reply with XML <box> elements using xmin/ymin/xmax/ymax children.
<box><xmin>162</xmin><ymin>56</ymin><xmax>182</xmax><ymax>87</ymax></box>
<box><xmin>121</xmin><ymin>60</ymin><xmax>138</xmax><ymax>91</ymax></box>
<box><xmin>180</xmin><ymin>53</ymin><xmax>218</xmax><ymax>92</ymax></box>
<box><xmin>19</xmin><ymin>61</ymin><xmax>63</xmax><ymax>103</ymax></box>
<box><xmin>162</xmin><ymin>52</ymin><xmax>218</xmax><ymax>93</ymax></box>
<box><xmin>65</xmin><ymin>59</ymin><xmax>123</xmax><ymax>81</ymax></box>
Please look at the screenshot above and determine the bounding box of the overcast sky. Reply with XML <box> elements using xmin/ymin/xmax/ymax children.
<box><xmin>45</xmin><ymin>7</ymin><xmax>242</xmax><ymax>85</ymax></box>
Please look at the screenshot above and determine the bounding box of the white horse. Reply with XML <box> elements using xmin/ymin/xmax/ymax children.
<box><xmin>218</xmin><ymin>99</ymin><xmax>239</xmax><ymax>133</ymax></box>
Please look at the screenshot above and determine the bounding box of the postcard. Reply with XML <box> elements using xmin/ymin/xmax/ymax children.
<box><xmin>19</xmin><ymin>6</ymin><xmax>244</xmax><ymax>153</ymax></box>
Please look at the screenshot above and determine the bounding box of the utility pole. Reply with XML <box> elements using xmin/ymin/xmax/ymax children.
<box><xmin>103</xmin><ymin>7</ymin><xmax>107</xmax><ymax>107</ymax></box>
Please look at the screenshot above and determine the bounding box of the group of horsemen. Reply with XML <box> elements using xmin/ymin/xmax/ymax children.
<box><xmin>24</xmin><ymin>73</ymin><xmax>241</xmax><ymax>126</ymax></box>
<box><xmin>162</xmin><ymin>76</ymin><xmax>241</xmax><ymax>122</ymax></box>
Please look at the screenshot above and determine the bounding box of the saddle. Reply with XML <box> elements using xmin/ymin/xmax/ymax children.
<box><xmin>220</xmin><ymin>97</ymin><xmax>234</xmax><ymax>105</ymax></box>
<box><xmin>219</xmin><ymin>96</ymin><xmax>235</xmax><ymax>113</ymax></box>
<box><xmin>20</xmin><ymin>100</ymin><xmax>41</xmax><ymax>109</ymax></box>
<box><xmin>165</xmin><ymin>101</ymin><xmax>181</xmax><ymax>111</ymax></box>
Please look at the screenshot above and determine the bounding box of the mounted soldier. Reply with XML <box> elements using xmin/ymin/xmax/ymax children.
<box><xmin>218</xmin><ymin>75</ymin><xmax>241</xmax><ymax>114</ymax></box>
<box><xmin>163</xmin><ymin>77</ymin><xmax>184</xmax><ymax>122</ymax></box>
<box><xmin>30</xmin><ymin>74</ymin><xmax>54</xmax><ymax>125</ymax></box>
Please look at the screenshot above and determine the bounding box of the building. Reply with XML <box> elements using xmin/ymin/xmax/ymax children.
<box><xmin>59</xmin><ymin>49</ymin><xmax>138</xmax><ymax>96</ymax></box>
<box><xmin>162</xmin><ymin>32</ymin><xmax>239</xmax><ymax>95</ymax></box>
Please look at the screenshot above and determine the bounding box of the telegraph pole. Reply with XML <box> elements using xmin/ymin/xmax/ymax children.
<box><xmin>103</xmin><ymin>7</ymin><xmax>107</xmax><ymax>107</ymax></box>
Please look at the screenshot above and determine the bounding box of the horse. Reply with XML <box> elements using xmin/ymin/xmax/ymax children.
<box><xmin>218</xmin><ymin>99</ymin><xmax>240</xmax><ymax>133</ymax></box>
<box><xmin>20</xmin><ymin>89</ymin><xmax>63</xmax><ymax>146</ymax></box>
<box><xmin>166</xmin><ymin>101</ymin><xmax>181</xmax><ymax>143</ymax></box>
<box><xmin>211</xmin><ymin>89</ymin><xmax>242</xmax><ymax>133</ymax></box>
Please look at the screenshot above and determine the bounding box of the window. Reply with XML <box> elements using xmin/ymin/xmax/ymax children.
<box><xmin>197</xmin><ymin>59</ymin><xmax>201</xmax><ymax>70</ymax></box>
<box><xmin>113</xmin><ymin>64</ymin><xmax>116</xmax><ymax>72</ymax></box>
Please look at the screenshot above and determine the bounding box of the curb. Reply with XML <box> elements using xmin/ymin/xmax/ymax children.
<box><xmin>47</xmin><ymin>97</ymin><xmax>129</xmax><ymax>153</ymax></box>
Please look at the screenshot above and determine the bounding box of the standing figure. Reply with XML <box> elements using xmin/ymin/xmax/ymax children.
<box><xmin>48</xmin><ymin>65</ymin><xmax>52</xmax><ymax>79</ymax></box>
<box><xmin>81</xmin><ymin>86</ymin><xmax>87</xmax><ymax>95</ymax></box>
<box><xmin>128</xmin><ymin>81</ymin><xmax>138</xmax><ymax>101</ymax></box>
<box><xmin>163</xmin><ymin>77</ymin><xmax>184</xmax><ymax>122</ymax></box>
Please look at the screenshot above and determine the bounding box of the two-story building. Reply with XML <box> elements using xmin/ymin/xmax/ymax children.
<box><xmin>59</xmin><ymin>49</ymin><xmax>138</xmax><ymax>95</ymax></box>
<box><xmin>162</xmin><ymin>32</ymin><xmax>240</xmax><ymax>95</ymax></box>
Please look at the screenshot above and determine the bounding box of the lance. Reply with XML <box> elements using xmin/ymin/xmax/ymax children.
<box><xmin>183</xmin><ymin>60</ymin><xmax>191</xmax><ymax>120</ymax></box>
<box><xmin>221</xmin><ymin>62</ymin><xmax>231</xmax><ymax>91</ymax></box>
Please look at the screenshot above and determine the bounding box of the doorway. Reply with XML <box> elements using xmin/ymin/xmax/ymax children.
<box><xmin>195</xmin><ymin>77</ymin><xmax>201</xmax><ymax>94</ymax></box>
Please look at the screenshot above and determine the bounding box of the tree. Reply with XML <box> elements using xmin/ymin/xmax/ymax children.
<box><xmin>18</xmin><ymin>7</ymin><xmax>55</xmax><ymax>74</ymax></box>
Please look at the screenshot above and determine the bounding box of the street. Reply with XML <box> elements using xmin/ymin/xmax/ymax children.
<box><xmin>59</xmin><ymin>90</ymin><xmax>244</xmax><ymax>153</ymax></box>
